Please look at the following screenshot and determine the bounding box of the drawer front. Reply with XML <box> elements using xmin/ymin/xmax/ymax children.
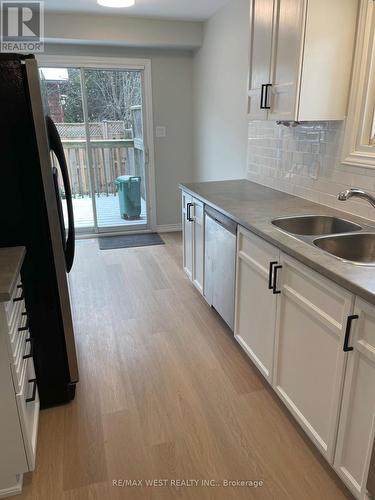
<box><xmin>16</xmin><ymin>356</ymin><xmax>39</xmax><ymax>471</ymax></box>
<box><xmin>7</xmin><ymin>303</ymin><xmax>30</xmax><ymax>392</ymax></box>
<box><xmin>4</xmin><ymin>278</ymin><xmax>24</xmax><ymax>327</ymax></box>
<box><xmin>8</xmin><ymin>300</ymin><xmax>25</xmax><ymax>345</ymax></box>
<box><xmin>10</xmin><ymin>327</ymin><xmax>31</xmax><ymax>394</ymax></box>
<box><xmin>7</xmin><ymin>299</ymin><xmax>26</xmax><ymax>356</ymax></box>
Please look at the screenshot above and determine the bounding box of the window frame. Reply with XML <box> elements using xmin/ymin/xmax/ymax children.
<box><xmin>342</xmin><ymin>0</ymin><xmax>375</xmax><ymax>168</ymax></box>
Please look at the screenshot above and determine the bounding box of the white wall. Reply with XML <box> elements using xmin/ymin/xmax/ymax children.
<box><xmin>193</xmin><ymin>0</ymin><xmax>250</xmax><ymax>181</ymax></box>
<box><xmin>44</xmin><ymin>44</ymin><xmax>194</xmax><ymax>228</ymax></box>
<box><xmin>44</xmin><ymin>12</ymin><xmax>203</xmax><ymax>50</ymax></box>
<box><xmin>247</xmin><ymin>121</ymin><xmax>375</xmax><ymax>222</ymax></box>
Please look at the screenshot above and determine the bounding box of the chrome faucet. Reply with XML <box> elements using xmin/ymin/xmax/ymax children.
<box><xmin>337</xmin><ymin>188</ymin><xmax>375</xmax><ymax>209</ymax></box>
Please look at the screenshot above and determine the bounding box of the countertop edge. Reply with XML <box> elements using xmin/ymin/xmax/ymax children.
<box><xmin>179</xmin><ymin>182</ymin><xmax>375</xmax><ymax>305</ymax></box>
<box><xmin>0</xmin><ymin>246</ymin><xmax>26</xmax><ymax>302</ymax></box>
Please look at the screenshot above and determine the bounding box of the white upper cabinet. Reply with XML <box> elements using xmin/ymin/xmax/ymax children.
<box><xmin>268</xmin><ymin>0</ymin><xmax>305</xmax><ymax>121</ymax></box>
<box><xmin>248</xmin><ymin>0</ymin><xmax>359</xmax><ymax>121</ymax></box>
<box><xmin>248</xmin><ymin>0</ymin><xmax>274</xmax><ymax>119</ymax></box>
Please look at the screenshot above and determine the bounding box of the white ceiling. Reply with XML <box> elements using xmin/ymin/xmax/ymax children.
<box><xmin>45</xmin><ymin>0</ymin><xmax>231</xmax><ymax>21</ymax></box>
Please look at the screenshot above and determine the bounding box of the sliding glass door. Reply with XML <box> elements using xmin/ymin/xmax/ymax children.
<box><xmin>39</xmin><ymin>64</ymin><xmax>150</xmax><ymax>234</ymax></box>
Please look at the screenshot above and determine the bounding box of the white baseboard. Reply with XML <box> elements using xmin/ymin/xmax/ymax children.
<box><xmin>156</xmin><ymin>224</ymin><xmax>182</xmax><ymax>233</ymax></box>
<box><xmin>0</xmin><ymin>474</ymin><xmax>23</xmax><ymax>498</ymax></box>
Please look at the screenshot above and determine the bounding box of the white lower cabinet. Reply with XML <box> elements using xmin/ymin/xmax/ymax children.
<box><xmin>192</xmin><ymin>199</ymin><xmax>204</xmax><ymax>294</ymax></box>
<box><xmin>181</xmin><ymin>190</ymin><xmax>204</xmax><ymax>294</ymax></box>
<box><xmin>234</xmin><ymin>228</ymin><xmax>375</xmax><ymax>498</ymax></box>
<box><xmin>182</xmin><ymin>191</ymin><xmax>193</xmax><ymax>280</ymax></box>
<box><xmin>334</xmin><ymin>297</ymin><xmax>375</xmax><ymax>499</ymax></box>
<box><xmin>273</xmin><ymin>254</ymin><xmax>353</xmax><ymax>462</ymax></box>
<box><xmin>0</xmin><ymin>276</ymin><xmax>39</xmax><ymax>498</ymax></box>
<box><xmin>235</xmin><ymin>227</ymin><xmax>279</xmax><ymax>383</ymax></box>
<box><xmin>181</xmin><ymin>195</ymin><xmax>375</xmax><ymax>497</ymax></box>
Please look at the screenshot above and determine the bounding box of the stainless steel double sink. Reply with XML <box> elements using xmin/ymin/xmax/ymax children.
<box><xmin>271</xmin><ymin>215</ymin><xmax>375</xmax><ymax>266</ymax></box>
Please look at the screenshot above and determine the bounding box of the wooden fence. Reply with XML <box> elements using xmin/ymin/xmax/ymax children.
<box><xmin>54</xmin><ymin>107</ymin><xmax>145</xmax><ymax>198</ymax></box>
<box><xmin>58</xmin><ymin>139</ymin><xmax>135</xmax><ymax>197</ymax></box>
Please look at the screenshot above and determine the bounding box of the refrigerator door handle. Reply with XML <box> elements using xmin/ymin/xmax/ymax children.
<box><xmin>46</xmin><ymin>116</ymin><xmax>75</xmax><ymax>272</ymax></box>
<box><xmin>52</xmin><ymin>166</ymin><xmax>67</xmax><ymax>252</ymax></box>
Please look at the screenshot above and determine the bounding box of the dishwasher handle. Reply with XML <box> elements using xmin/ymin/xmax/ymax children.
<box><xmin>205</xmin><ymin>205</ymin><xmax>237</xmax><ymax>235</ymax></box>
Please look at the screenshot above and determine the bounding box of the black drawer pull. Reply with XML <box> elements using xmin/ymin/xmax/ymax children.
<box><xmin>13</xmin><ymin>291</ymin><xmax>24</xmax><ymax>302</ymax></box>
<box><xmin>268</xmin><ymin>261</ymin><xmax>278</xmax><ymax>290</ymax></box>
<box><xmin>18</xmin><ymin>317</ymin><xmax>29</xmax><ymax>332</ymax></box>
<box><xmin>23</xmin><ymin>338</ymin><xmax>34</xmax><ymax>360</ymax></box>
<box><xmin>272</xmin><ymin>265</ymin><xmax>283</xmax><ymax>294</ymax></box>
<box><xmin>17</xmin><ymin>284</ymin><xmax>23</xmax><ymax>289</ymax></box>
<box><xmin>343</xmin><ymin>315</ymin><xmax>358</xmax><ymax>352</ymax></box>
<box><xmin>26</xmin><ymin>378</ymin><xmax>37</xmax><ymax>404</ymax></box>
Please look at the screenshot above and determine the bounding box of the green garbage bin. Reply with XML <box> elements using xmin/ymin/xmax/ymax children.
<box><xmin>115</xmin><ymin>175</ymin><xmax>142</xmax><ymax>220</ymax></box>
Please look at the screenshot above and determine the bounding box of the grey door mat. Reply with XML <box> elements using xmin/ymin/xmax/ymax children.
<box><xmin>98</xmin><ymin>233</ymin><xmax>165</xmax><ymax>250</ymax></box>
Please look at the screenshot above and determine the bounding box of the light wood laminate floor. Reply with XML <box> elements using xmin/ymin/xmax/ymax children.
<box><xmin>19</xmin><ymin>233</ymin><xmax>353</xmax><ymax>499</ymax></box>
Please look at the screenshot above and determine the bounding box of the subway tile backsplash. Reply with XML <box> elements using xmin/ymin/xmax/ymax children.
<box><xmin>246</xmin><ymin>121</ymin><xmax>375</xmax><ymax>222</ymax></box>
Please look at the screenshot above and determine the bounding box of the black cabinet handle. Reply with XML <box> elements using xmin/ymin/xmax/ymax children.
<box><xmin>18</xmin><ymin>312</ymin><xmax>29</xmax><ymax>332</ymax></box>
<box><xmin>264</xmin><ymin>84</ymin><xmax>272</xmax><ymax>110</ymax></box>
<box><xmin>13</xmin><ymin>291</ymin><xmax>24</xmax><ymax>302</ymax></box>
<box><xmin>18</xmin><ymin>318</ymin><xmax>29</xmax><ymax>332</ymax></box>
<box><xmin>26</xmin><ymin>378</ymin><xmax>37</xmax><ymax>403</ymax></box>
<box><xmin>23</xmin><ymin>337</ymin><xmax>34</xmax><ymax>360</ymax></box>
<box><xmin>260</xmin><ymin>84</ymin><xmax>266</xmax><ymax>109</ymax></box>
<box><xmin>268</xmin><ymin>261</ymin><xmax>278</xmax><ymax>289</ymax></box>
<box><xmin>187</xmin><ymin>203</ymin><xmax>194</xmax><ymax>222</ymax></box>
<box><xmin>343</xmin><ymin>315</ymin><xmax>358</xmax><ymax>352</ymax></box>
<box><xmin>260</xmin><ymin>84</ymin><xmax>272</xmax><ymax>109</ymax></box>
<box><xmin>272</xmin><ymin>265</ymin><xmax>283</xmax><ymax>294</ymax></box>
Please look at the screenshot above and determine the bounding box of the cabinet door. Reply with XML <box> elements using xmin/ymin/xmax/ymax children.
<box><xmin>248</xmin><ymin>0</ymin><xmax>275</xmax><ymax>119</ymax></box>
<box><xmin>268</xmin><ymin>0</ymin><xmax>306</xmax><ymax>121</ymax></box>
<box><xmin>334</xmin><ymin>298</ymin><xmax>375</xmax><ymax>499</ymax></box>
<box><xmin>192</xmin><ymin>198</ymin><xmax>204</xmax><ymax>294</ymax></box>
<box><xmin>273</xmin><ymin>254</ymin><xmax>354</xmax><ymax>461</ymax></box>
<box><xmin>235</xmin><ymin>227</ymin><xmax>279</xmax><ymax>383</ymax></box>
<box><xmin>181</xmin><ymin>191</ymin><xmax>193</xmax><ymax>280</ymax></box>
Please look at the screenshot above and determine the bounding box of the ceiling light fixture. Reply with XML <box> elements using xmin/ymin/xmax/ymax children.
<box><xmin>97</xmin><ymin>0</ymin><xmax>135</xmax><ymax>7</ymax></box>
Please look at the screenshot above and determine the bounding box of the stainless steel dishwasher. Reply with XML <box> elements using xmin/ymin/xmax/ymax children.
<box><xmin>204</xmin><ymin>206</ymin><xmax>237</xmax><ymax>330</ymax></box>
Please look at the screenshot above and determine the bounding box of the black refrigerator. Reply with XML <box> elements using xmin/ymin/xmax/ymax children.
<box><xmin>0</xmin><ymin>54</ymin><xmax>79</xmax><ymax>408</ymax></box>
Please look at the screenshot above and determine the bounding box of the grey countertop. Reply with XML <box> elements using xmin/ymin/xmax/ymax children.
<box><xmin>0</xmin><ymin>247</ymin><xmax>26</xmax><ymax>302</ymax></box>
<box><xmin>180</xmin><ymin>179</ymin><xmax>375</xmax><ymax>305</ymax></box>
